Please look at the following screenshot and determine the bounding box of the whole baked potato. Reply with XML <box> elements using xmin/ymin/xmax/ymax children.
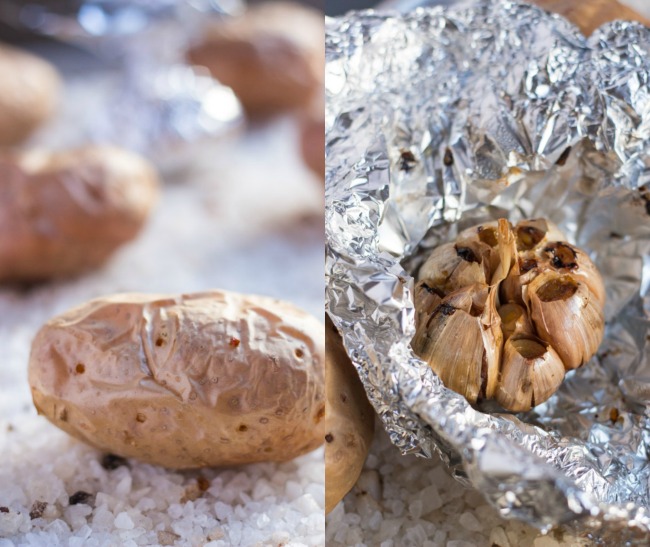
<box><xmin>0</xmin><ymin>44</ymin><xmax>61</xmax><ymax>146</ymax></box>
<box><xmin>0</xmin><ymin>145</ymin><xmax>159</xmax><ymax>283</ymax></box>
<box><xmin>29</xmin><ymin>290</ymin><xmax>325</xmax><ymax>468</ymax></box>
<box><xmin>187</xmin><ymin>2</ymin><xmax>324</xmax><ymax>117</ymax></box>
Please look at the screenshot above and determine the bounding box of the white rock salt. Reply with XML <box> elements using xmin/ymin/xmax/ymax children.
<box><xmin>459</xmin><ymin>511</ymin><xmax>483</xmax><ymax>532</ymax></box>
<box><xmin>534</xmin><ymin>536</ymin><xmax>561</xmax><ymax>547</ymax></box>
<box><xmin>214</xmin><ymin>501</ymin><xmax>232</xmax><ymax>521</ymax></box>
<box><xmin>489</xmin><ymin>525</ymin><xmax>511</xmax><ymax>547</ymax></box>
<box><xmin>409</xmin><ymin>499</ymin><xmax>423</xmax><ymax>519</ymax></box>
<box><xmin>378</xmin><ymin>518</ymin><xmax>402</xmax><ymax>540</ymax></box>
<box><xmin>420</xmin><ymin>485</ymin><xmax>443</xmax><ymax>514</ymax></box>
<box><xmin>114</xmin><ymin>512</ymin><xmax>134</xmax><ymax>530</ymax></box>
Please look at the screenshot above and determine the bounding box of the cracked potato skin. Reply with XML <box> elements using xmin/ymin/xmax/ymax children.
<box><xmin>29</xmin><ymin>291</ymin><xmax>325</xmax><ymax>469</ymax></box>
<box><xmin>325</xmin><ymin>316</ymin><xmax>375</xmax><ymax>514</ymax></box>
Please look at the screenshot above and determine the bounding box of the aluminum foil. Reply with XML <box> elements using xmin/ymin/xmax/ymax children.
<box><xmin>325</xmin><ymin>0</ymin><xmax>650</xmax><ymax>541</ymax></box>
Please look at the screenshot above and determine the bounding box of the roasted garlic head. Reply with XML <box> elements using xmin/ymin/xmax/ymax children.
<box><xmin>412</xmin><ymin>218</ymin><xmax>605</xmax><ymax>412</ymax></box>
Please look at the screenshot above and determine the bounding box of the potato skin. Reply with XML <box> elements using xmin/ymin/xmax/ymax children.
<box><xmin>0</xmin><ymin>44</ymin><xmax>60</xmax><ymax>146</ymax></box>
<box><xmin>28</xmin><ymin>291</ymin><xmax>325</xmax><ymax>469</ymax></box>
<box><xmin>0</xmin><ymin>146</ymin><xmax>158</xmax><ymax>283</ymax></box>
<box><xmin>187</xmin><ymin>2</ymin><xmax>324</xmax><ymax>117</ymax></box>
<box><xmin>325</xmin><ymin>316</ymin><xmax>375</xmax><ymax>514</ymax></box>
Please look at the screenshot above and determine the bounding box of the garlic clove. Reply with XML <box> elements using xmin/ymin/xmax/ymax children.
<box><xmin>495</xmin><ymin>337</ymin><xmax>565</xmax><ymax>412</ymax></box>
<box><xmin>498</xmin><ymin>302</ymin><xmax>533</xmax><ymax>340</ymax></box>
<box><xmin>412</xmin><ymin>285</ymin><xmax>489</xmax><ymax>404</ymax></box>
<box><xmin>540</xmin><ymin>242</ymin><xmax>606</xmax><ymax>307</ymax></box>
<box><xmin>526</xmin><ymin>272</ymin><xmax>604</xmax><ymax>370</ymax></box>
<box><xmin>481</xmin><ymin>287</ymin><xmax>503</xmax><ymax>399</ymax></box>
<box><xmin>515</xmin><ymin>218</ymin><xmax>566</xmax><ymax>251</ymax></box>
<box><xmin>419</xmin><ymin>241</ymin><xmax>487</xmax><ymax>292</ymax></box>
<box><xmin>414</xmin><ymin>281</ymin><xmax>443</xmax><ymax>330</ymax></box>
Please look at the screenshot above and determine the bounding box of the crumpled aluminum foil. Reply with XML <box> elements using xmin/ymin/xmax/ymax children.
<box><xmin>325</xmin><ymin>0</ymin><xmax>650</xmax><ymax>541</ymax></box>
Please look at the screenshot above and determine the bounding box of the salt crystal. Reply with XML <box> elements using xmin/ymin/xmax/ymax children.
<box><xmin>489</xmin><ymin>526</ymin><xmax>511</xmax><ymax>547</ymax></box>
<box><xmin>389</xmin><ymin>499</ymin><xmax>405</xmax><ymax>517</ymax></box>
<box><xmin>346</xmin><ymin>527</ymin><xmax>364</xmax><ymax>544</ymax></box>
<box><xmin>367</xmin><ymin>511</ymin><xmax>382</xmax><ymax>532</ymax></box>
<box><xmin>91</xmin><ymin>505</ymin><xmax>114</xmax><ymax>531</ymax></box>
<box><xmin>252</xmin><ymin>480</ymin><xmax>275</xmax><ymax>501</ymax></box>
<box><xmin>114</xmin><ymin>475</ymin><xmax>133</xmax><ymax>498</ymax></box>
<box><xmin>285</xmin><ymin>480</ymin><xmax>302</xmax><ymax>500</ymax></box>
<box><xmin>214</xmin><ymin>501</ymin><xmax>232</xmax><ymax>521</ymax></box>
<box><xmin>420</xmin><ymin>485</ymin><xmax>443</xmax><ymax>514</ymax></box>
<box><xmin>378</xmin><ymin>518</ymin><xmax>402</xmax><ymax>540</ymax></box>
<box><xmin>135</xmin><ymin>497</ymin><xmax>157</xmax><ymax>512</ymax></box>
<box><xmin>293</xmin><ymin>494</ymin><xmax>320</xmax><ymax>516</ymax></box>
<box><xmin>334</xmin><ymin>524</ymin><xmax>349</xmax><ymax>543</ymax></box>
<box><xmin>167</xmin><ymin>503</ymin><xmax>183</xmax><ymax>519</ymax></box>
<box><xmin>533</xmin><ymin>536</ymin><xmax>561</xmax><ymax>547</ymax></box>
<box><xmin>405</xmin><ymin>524</ymin><xmax>427</xmax><ymax>544</ymax></box>
<box><xmin>379</xmin><ymin>541</ymin><xmax>393</xmax><ymax>547</ymax></box>
<box><xmin>0</xmin><ymin>511</ymin><xmax>23</xmax><ymax>535</ymax></box>
<box><xmin>433</xmin><ymin>530</ymin><xmax>447</xmax><ymax>545</ymax></box>
<box><xmin>228</xmin><ymin>520</ymin><xmax>243</xmax><ymax>544</ymax></box>
<box><xmin>114</xmin><ymin>512</ymin><xmax>134</xmax><ymax>530</ymax></box>
<box><xmin>255</xmin><ymin>513</ymin><xmax>270</xmax><ymax>528</ymax></box>
<box><xmin>344</xmin><ymin>513</ymin><xmax>361</xmax><ymax>526</ymax></box>
<box><xmin>458</xmin><ymin>512</ymin><xmax>483</xmax><ymax>532</ymax></box>
<box><xmin>408</xmin><ymin>499</ymin><xmax>423</xmax><ymax>520</ymax></box>
<box><xmin>208</xmin><ymin>527</ymin><xmax>225</xmax><ymax>540</ymax></box>
<box><xmin>447</xmin><ymin>541</ymin><xmax>477</xmax><ymax>547</ymax></box>
<box><xmin>356</xmin><ymin>469</ymin><xmax>382</xmax><ymax>502</ymax></box>
<box><xmin>64</xmin><ymin>504</ymin><xmax>92</xmax><ymax>529</ymax></box>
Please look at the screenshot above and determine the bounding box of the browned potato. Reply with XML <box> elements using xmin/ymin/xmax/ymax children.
<box><xmin>29</xmin><ymin>291</ymin><xmax>325</xmax><ymax>469</ymax></box>
<box><xmin>0</xmin><ymin>146</ymin><xmax>159</xmax><ymax>283</ymax></box>
<box><xmin>299</xmin><ymin>93</ymin><xmax>325</xmax><ymax>181</ymax></box>
<box><xmin>187</xmin><ymin>2</ymin><xmax>324</xmax><ymax>117</ymax></box>
<box><xmin>325</xmin><ymin>316</ymin><xmax>375</xmax><ymax>514</ymax></box>
<box><xmin>530</xmin><ymin>0</ymin><xmax>650</xmax><ymax>35</ymax></box>
<box><xmin>0</xmin><ymin>44</ymin><xmax>61</xmax><ymax>146</ymax></box>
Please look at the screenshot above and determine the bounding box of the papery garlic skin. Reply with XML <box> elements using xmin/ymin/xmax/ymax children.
<box><xmin>412</xmin><ymin>218</ymin><xmax>605</xmax><ymax>412</ymax></box>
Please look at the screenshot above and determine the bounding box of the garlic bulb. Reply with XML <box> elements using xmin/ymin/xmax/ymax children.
<box><xmin>412</xmin><ymin>218</ymin><xmax>605</xmax><ymax>412</ymax></box>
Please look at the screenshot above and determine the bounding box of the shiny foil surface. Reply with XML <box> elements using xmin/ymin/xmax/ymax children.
<box><xmin>325</xmin><ymin>0</ymin><xmax>650</xmax><ymax>541</ymax></box>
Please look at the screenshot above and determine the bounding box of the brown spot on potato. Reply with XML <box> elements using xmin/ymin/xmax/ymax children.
<box><xmin>295</xmin><ymin>348</ymin><xmax>304</xmax><ymax>358</ymax></box>
<box><xmin>315</xmin><ymin>405</ymin><xmax>325</xmax><ymax>423</ymax></box>
<box><xmin>237</xmin><ymin>424</ymin><xmax>248</xmax><ymax>432</ymax></box>
<box><xmin>325</xmin><ymin>433</ymin><xmax>334</xmax><ymax>443</ymax></box>
<box><xmin>136</xmin><ymin>413</ymin><xmax>146</xmax><ymax>423</ymax></box>
<box><xmin>155</xmin><ymin>337</ymin><xmax>164</xmax><ymax>347</ymax></box>
<box><xmin>75</xmin><ymin>363</ymin><xmax>85</xmax><ymax>374</ymax></box>
<box><xmin>229</xmin><ymin>337</ymin><xmax>240</xmax><ymax>348</ymax></box>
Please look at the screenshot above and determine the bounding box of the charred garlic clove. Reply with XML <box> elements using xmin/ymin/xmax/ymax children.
<box><xmin>413</xmin><ymin>217</ymin><xmax>605</xmax><ymax>412</ymax></box>
<box><xmin>411</xmin><ymin>284</ymin><xmax>490</xmax><ymax>404</ymax></box>
<box><xmin>526</xmin><ymin>273</ymin><xmax>604</xmax><ymax>371</ymax></box>
<box><xmin>496</xmin><ymin>337</ymin><xmax>565</xmax><ymax>412</ymax></box>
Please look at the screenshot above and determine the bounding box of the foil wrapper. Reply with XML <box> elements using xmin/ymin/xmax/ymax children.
<box><xmin>325</xmin><ymin>0</ymin><xmax>650</xmax><ymax>541</ymax></box>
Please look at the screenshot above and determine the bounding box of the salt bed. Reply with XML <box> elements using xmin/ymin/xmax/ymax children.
<box><xmin>0</xmin><ymin>103</ymin><xmax>325</xmax><ymax>546</ymax></box>
<box><xmin>326</xmin><ymin>422</ymin><xmax>590</xmax><ymax>547</ymax></box>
